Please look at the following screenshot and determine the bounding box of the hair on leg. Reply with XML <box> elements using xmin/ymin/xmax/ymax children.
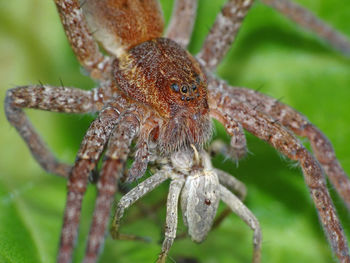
<box><xmin>262</xmin><ymin>0</ymin><xmax>350</xmax><ymax>55</ymax></box>
<box><xmin>215</xmin><ymin>168</ymin><xmax>247</xmax><ymax>200</ymax></box>
<box><xmin>165</xmin><ymin>0</ymin><xmax>198</xmax><ymax>48</ymax></box>
<box><xmin>58</xmin><ymin>106</ymin><xmax>120</xmax><ymax>263</ymax></box>
<box><xmin>197</xmin><ymin>0</ymin><xmax>254</xmax><ymax>71</ymax></box>
<box><xmin>111</xmin><ymin>169</ymin><xmax>169</xmax><ymax>241</ymax></box>
<box><xmin>157</xmin><ymin>175</ymin><xmax>185</xmax><ymax>263</ymax></box>
<box><xmin>54</xmin><ymin>0</ymin><xmax>112</xmax><ymax>80</ymax></box>
<box><xmin>210</xmin><ymin>92</ymin><xmax>350</xmax><ymax>261</ymax></box>
<box><xmin>219</xmin><ymin>184</ymin><xmax>262</xmax><ymax>263</ymax></box>
<box><xmin>84</xmin><ymin>110</ymin><xmax>141</xmax><ymax>263</ymax></box>
<box><xmin>209</xmin><ymin>77</ymin><xmax>350</xmax><ymax>211</ymax></box>
<box><xmin>5</xmin><ymin>85</ymin><xmax>97</xmax><ymax>177</ymax></box>
<box><xmin>211</xmin><ymin>109</ymin><xmax>247</xmax><ymax>162</ymax></box>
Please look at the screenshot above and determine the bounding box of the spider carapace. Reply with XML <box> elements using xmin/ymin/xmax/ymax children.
<box><xmin>114</xmin><ymin>38</ymin><xmax>212</xmax><ymax>151</ymax></box>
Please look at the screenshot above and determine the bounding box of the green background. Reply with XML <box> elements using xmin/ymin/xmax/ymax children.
<box><xmin>0</xmin><ymin>0</ymin><xmax>349</xmax><ymax>262</ymax></box>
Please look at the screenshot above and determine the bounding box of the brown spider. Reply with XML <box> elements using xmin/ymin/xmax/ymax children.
<box><xmin>4</xmin><ymin>0</ymin><xmax>350</xmax><ymax>262</ymax></box>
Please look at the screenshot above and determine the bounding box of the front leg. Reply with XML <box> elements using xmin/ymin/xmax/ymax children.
<box><xmin>58</xmin><ymin>106</ymin><xmax>120</xmax><ymax>263</ymax></box>
<box><xmin>220</xmin><ymin>185</ymin><xmax>262</xmax><ymax>263</ymax></box>
<box><xmin>262</xmin><ymin>0</ymin><xmax>350</xmax><ymax>55</ymax></box>
<box><xmin>110</xmin><ymin>169</ymin><xmax>169</xmax><ymax>240</ymax></box>
<box><xmin>165</xmin><ymin>0</ymin><xmax>198</xmax><ymax>48</ymax></box>
<box><xmin>157</xmin><ymin>176</ymin><xmax>185</xmax><ymax>263</ymax></box>
<box><xmin>209</xmin><ymin>77</ymin><xmax>350</xmax><ymax>211</ymax></box>
<box><xmin>197</xmin><ymin>0</ymin><xmax>253</xmax><ymax>71</ymax></box>
<box><xmin>84</xmin><ymin>110</ymin><xmax>141</xmax><ymax>263</ymax></box>
<box><xmin>54</xmin><ymin>0</ymin><xmax>112</xmax><ymax>80</ymax></box>
<box><xmin>211</xmin><ymin>94</ymin><xmax>350</xmax><ymax>262</ymax></box>
<box><xmin>5</xmin><ymin>85</ymin><xmax>97</xmax><ymax>177</ymax></box>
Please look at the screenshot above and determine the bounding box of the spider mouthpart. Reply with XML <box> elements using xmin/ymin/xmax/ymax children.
<box><xmin>204</xmin><ymin>199</ymin><xmax>211</xmax><ymax>205</ymax></box>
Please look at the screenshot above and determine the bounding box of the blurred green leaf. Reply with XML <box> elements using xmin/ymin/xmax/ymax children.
<box><xmin>0</xmin><ymin>0</ymin><xmax>349</xmax><ymax>263</ymax></box>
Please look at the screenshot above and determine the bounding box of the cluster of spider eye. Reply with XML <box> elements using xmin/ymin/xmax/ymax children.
<box><xmin>171</xmin><ymin>75</ymin><xmax>201</xmax><ymax>102</ymax></box>
<box><xmin>5</xmin><ymin>0</ymin><xmax>350</xmax><ymax>263</ymax></box>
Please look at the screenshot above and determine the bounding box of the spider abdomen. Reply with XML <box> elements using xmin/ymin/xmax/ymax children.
<box><xmin>82</xmin><ymin>0</ymin><xmax>164</xmax><ymax>56</ymax></box>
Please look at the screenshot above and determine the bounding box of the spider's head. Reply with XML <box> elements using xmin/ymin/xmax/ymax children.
<box><xmin>114</xmin><ymin>38</ymin><xmax>212</xmax><ymax>152</ymax></box>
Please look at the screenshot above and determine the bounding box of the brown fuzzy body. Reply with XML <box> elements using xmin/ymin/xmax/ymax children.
<box><xmin>113</xmin><ymin>38</ymin><xmax>212</xmax><ymax>152</ymax></box>
<box><xmin>82</xmin><ymin>0</ymin><xmax>164</xmax><ymax>55</ymax></box>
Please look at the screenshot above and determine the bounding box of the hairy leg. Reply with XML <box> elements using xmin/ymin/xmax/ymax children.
<box><xmin>197</xmin><ymin>0</ymin><xmax>350</xmax><ymax>71</ymax></box>
<box><xmin>5</xmin><ymin>85</ymin><xmax>97</xmax><ymax>177</ymax></box>
<box><xmin>165</xmin><ymin>0</ymin><xmax>198</xmax><ymax>48</ymax></box>
<box><xmin>197</xmin><ymin>0</ymin><xmax>254</xmax><ymax>71</ymax></box>
<box><xmin>58</xmin><ymin>106</ymin><xmax>120</xmax><ymax>263</ymax></box>
<box><xmin>262</xmin><ymin>0</ymin><xmax>350</xmax><ymax>55</ymax></box>
<box><xmin>54</xmin><ymin>0</ymin><xmax>112</xmax><ymax>80</ymax></box>
<box><xmin>215</xmin><ymin>168</ymin><xmax>247</xmax><ymax>200</ymax></box>
<box><xmin>211</xmin><ymin>109</ymin><xmax>247</xmax><ymax>161</ymax></box>
<box><xmin>157</xmin><ymin>176</ymin><xmax>186</xmax><ymax>263</ymax></box>
<box><xmin>210</xmin><ymin>168</ymin><xmax>247</xmax><ymax>232</ymax></box>
<box><xmin>220</xmin><ymin>185</ymin><xmax>262</xmax><ymax>263</ymax></box>
<box><xmin>209</xmin><ymin>77</ymin><xmax>350</xmax><ymax>211</ymax></box>
<box><xmin>203</xmin><ymin>167</ymin><xmax>247</xmax><ymax>233</ymax></box>
<box><xmin>126</xmin><ymin>139</ymin><xmax>150</xmax><ymax>183</ymax></box>
<box><xmin>110</xmin><ymin>169</ymin><xmax>169</xmax><ymax>240</ymax></box>
<box><xmin>210</xmin><ymin>92</ymin><xmax>350</xmax><ymax>262</ymax></box>
<box><xmin>125</xmin><ymin>119</ymin><xmax>159</xmax><ymax>183</ymax></box>
<box><xmin>84</xmin><ymin>110</ymin><xmax>141</xmax><ymax>263</ymax></box>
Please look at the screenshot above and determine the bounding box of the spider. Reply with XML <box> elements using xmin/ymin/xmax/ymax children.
<box><xmin>4</xmin><ymin>0</ymin><xmax>350</xmax><ymax>262</ymax></box>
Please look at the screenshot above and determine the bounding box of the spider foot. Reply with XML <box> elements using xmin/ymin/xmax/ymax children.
<box><xmin>110</xmin><ymin>223</ymin><xmax>151</xmax><ymax>243</ymax></box>
<box><xmin>156</xmin><ymin>252</ymin><xmax>168</xmax><ymax>263</ymax></box>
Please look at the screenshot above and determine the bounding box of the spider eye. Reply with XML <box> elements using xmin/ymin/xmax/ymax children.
<box><xmin>195</xmin><ymin>75</ymin><xmax>201</xmax><ymax>84</ymax></box>
<box><xmin>181</xmin><ymin>85</ymin><xmax>188</xmax><ymax>93</ymax></box>
<box><xmin>171</xmin><ymin>83</ymin><xmax>179</xmax><ymax>92</ymax></box>
<box><xmin>192</xmin><ymin>84</ymin><xmax>197</xmax><ymax>91</ymax></box>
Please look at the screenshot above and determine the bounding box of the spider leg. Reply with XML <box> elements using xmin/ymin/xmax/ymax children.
<box><xmin>157</xmin><ymin>175</ymin><xmax>186</xmax><ymax>263</ymax></box>
<box><xmin>54</xmin><ymin>0</ymin><xmax>112</xmax><ymax>80</ymax></box>
<box><xmin>110</xmin><ymin>169</ymin><xmax>169</xmax><ymax>241</ymax></box>
<box><xmin>84</xmin><ymin>110</ymin><xmax>141</xmax><ymax>263</ymax></box>
<box><xmin>165</xmin><ymin>0</ymin><xmax>198</xmax><ymax>48</ymax></box>
<box><xmin>125</xmin><ymin>119</ymin><xmax>158</xmax><ymax>183</ymax></box>
<box><xmin>215</xmin><ymin>168</ymin><xmax>247</xmax><ymax>200</ymax></box>
<box><xmin>58</xmin><ymin>106</ymin><xmax>120</xmax><ymax>263</ymax></box>
<box><xmin>126</xmin><ymin>139</ymin><xmax>150</xmax><ymax>183</ymax></box>
<box><xmin>211</xmin><ymin>109</ymin><xmax>247</xmax><ymax>161</ymax></box>
<box><xmin>5</xmin><ymin>85</ymin><xmax>97</xmax><ymax>178</ymax></box>
<box><xmin>197</xmin><ymin>0</ymin><xmax>254</xmax><ymax>71</ymax></box>
<box><xmin>219</xmin><ymin>184</ymin><xmax>262</xmax><ymax>263</ymax></box>
<box><xmin>262</xmin><ymin>0</ymin><xmax>350</xmax><ymax>55</ymax></box>
<box><xmin>210</xmin><ymin>93</ymin><xmax>350</xmax><ymax>261</ymax></box>
<box><xmin>210</xmin><ymin>77</ymin><xmax>350</xmax><ymax>211</ymax></box>
<box><xmin>210</xmin><ymin>168</ymin><xmax>247</xmax><ymax>233</ymax></box>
